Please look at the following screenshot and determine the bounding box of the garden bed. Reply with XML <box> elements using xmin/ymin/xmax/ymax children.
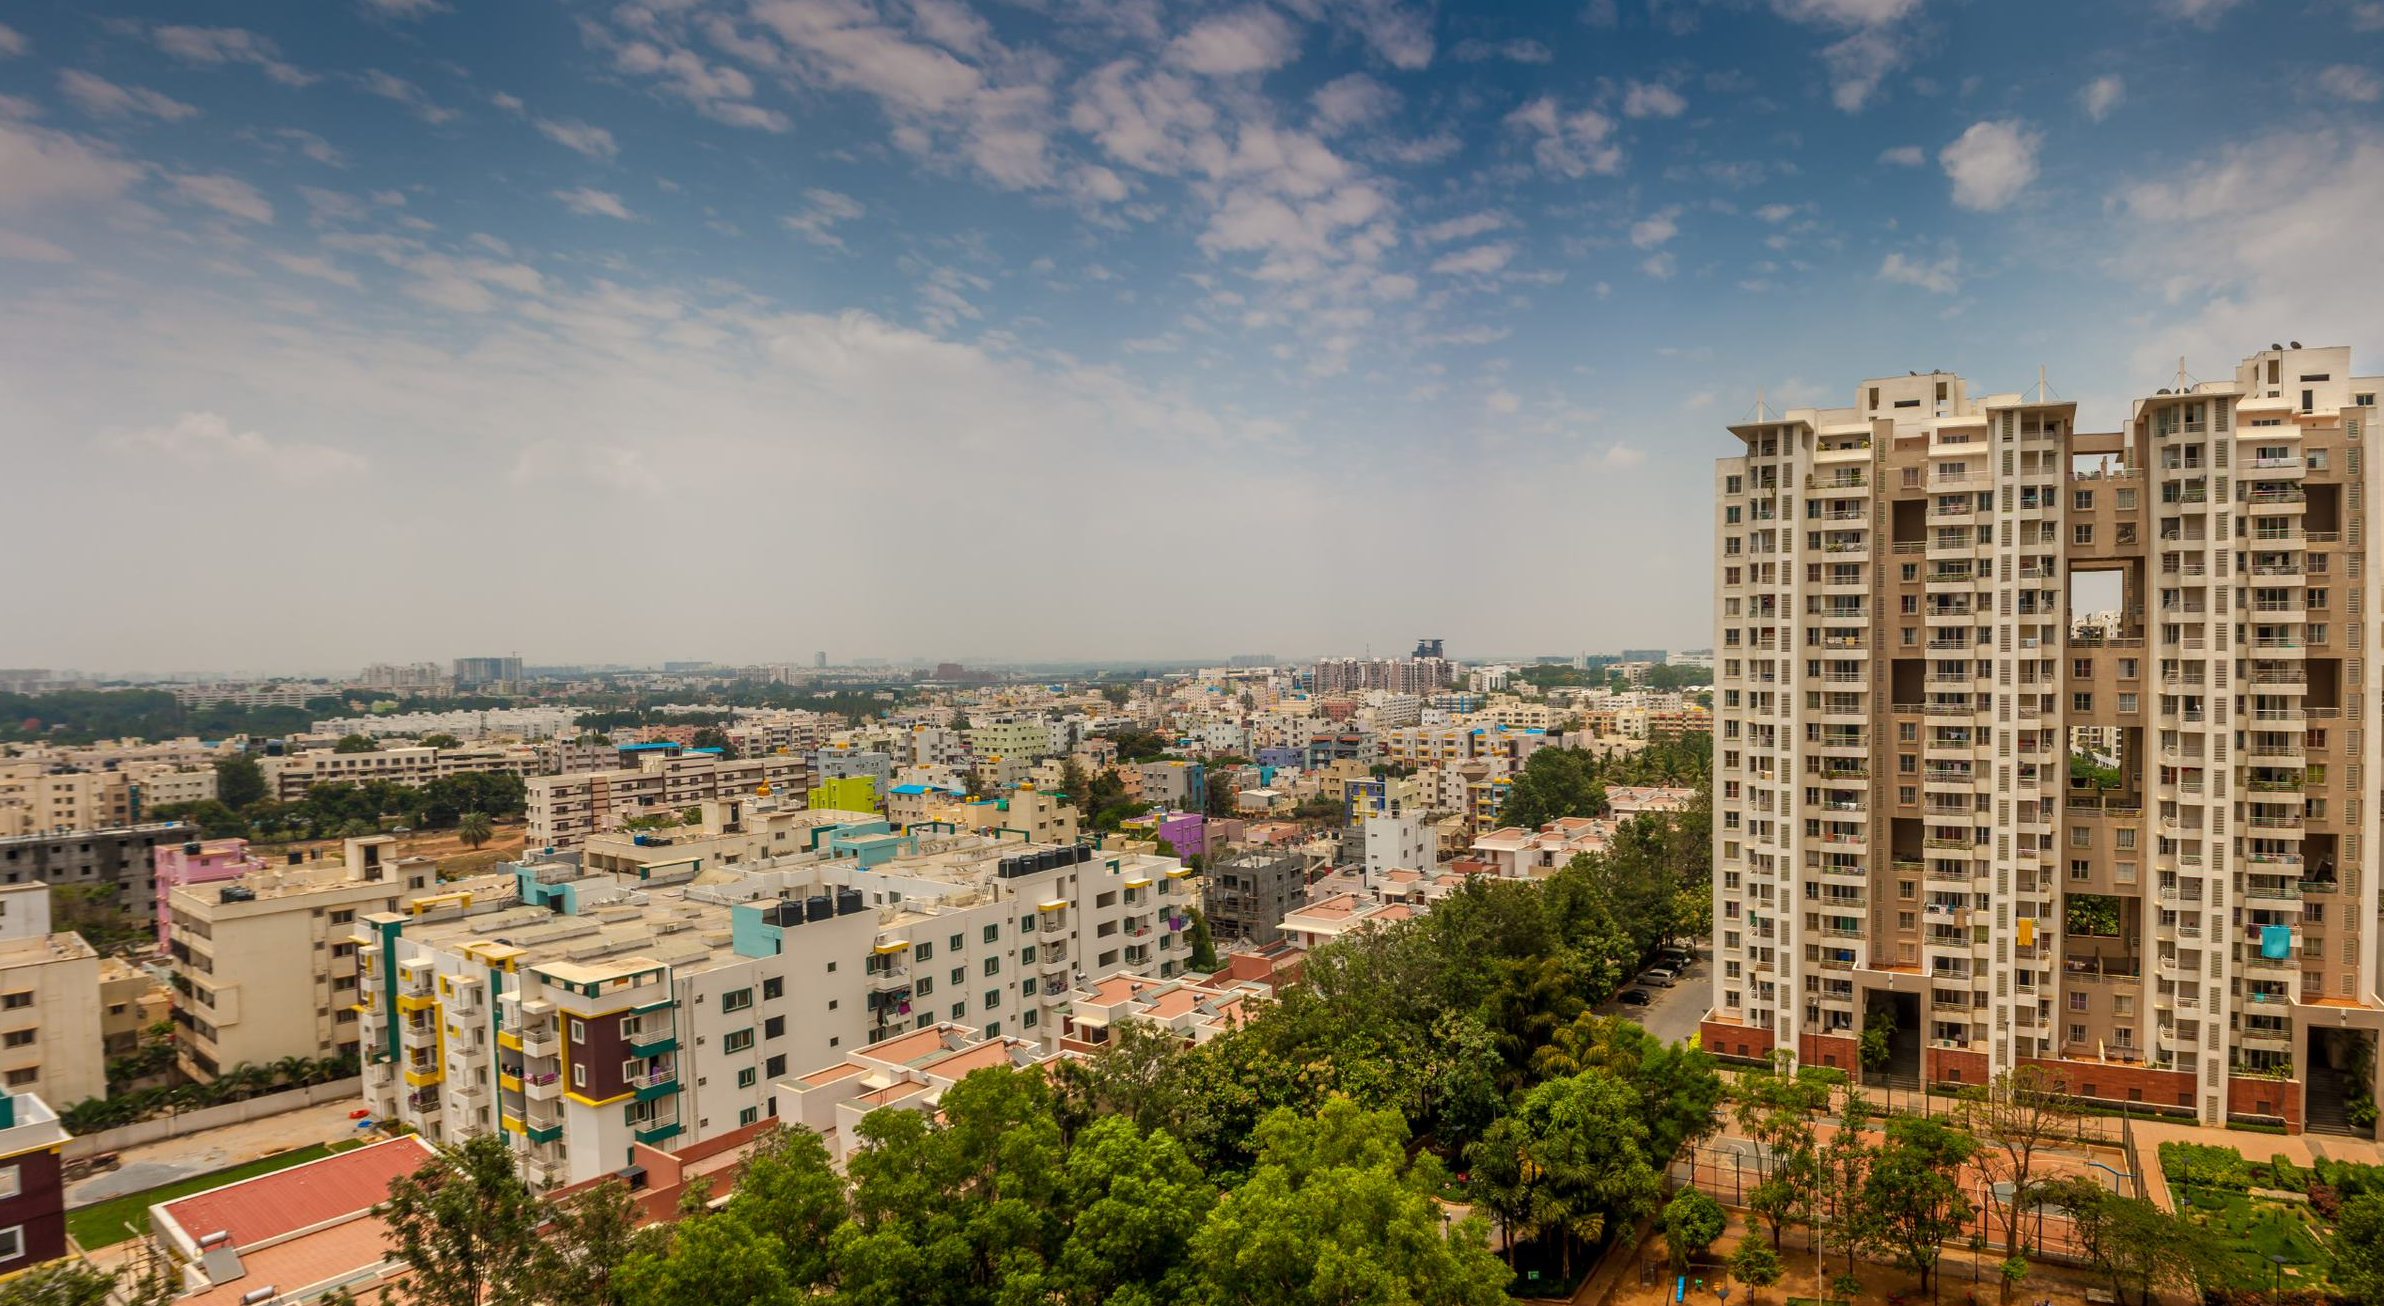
<box><xmin>2157</xmin><ymin>1142</ymin><xmax>2378</xmax><ymax>1294</ymax></box>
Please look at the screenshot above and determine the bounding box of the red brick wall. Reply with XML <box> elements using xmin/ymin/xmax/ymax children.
<box><xmin>1926</xmin><ymin>1046</ymin><xmax>1989</xmax><ymax>1087</ymax></box>
<box><xmin>1797</xmin><ymin>1032</ymin><xmax>1861</xmax><ymax>1072</ymax></box>
<box><xmin>2018</xmin><ymin>1057</ymin><xmax>2196</xmax><ymax>1111</ymax></box>
<box><xmin>2229</xmin><ymin>1076</ymin><xmax>2304</xmax><ymax>1131</ymax></box>
<box><xmin>1701</xmin><ymin>1020</ymin><xmax>1773</xmax><ymax>1061</ymax></box>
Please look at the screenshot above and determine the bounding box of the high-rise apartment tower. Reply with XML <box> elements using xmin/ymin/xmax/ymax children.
<box><xmin>1705</xmin><ymin>345</ymin><xmax>2384</xmax><ymax>1132</ymax></box>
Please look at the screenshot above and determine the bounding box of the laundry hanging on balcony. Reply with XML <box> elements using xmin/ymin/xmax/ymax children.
<box><xmin>2260</xmin><ymin>924</ymin><xmax>2293</xmax><ymax>959</ymax></box>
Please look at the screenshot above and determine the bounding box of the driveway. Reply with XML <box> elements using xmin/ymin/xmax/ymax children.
<box><xmin>1594</xmin><ymin>944</ymin><xmax>1707</xmax><ymax>1046</ymax></box>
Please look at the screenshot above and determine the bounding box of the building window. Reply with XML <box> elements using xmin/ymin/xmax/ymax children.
<box><xmin>0</xmin><ymin>1167</ymin><xmax>15</xmax><ymax>1199</ymax></box>
<box><xmin>572</xmin><ymin>1065</ymin><xmax>587</xmax><ymax>1088</ymax></box>
<box><xmin>765</xmin><ymin>1054</ymin><xmax>787</xmax><ymax>1077</ymax></box>
<box><xmin>983</xmin><ymin>957</ymin><xmax>1000</xmax><ymax>977</ymax></box>
<box><xmin>913</xmin><ymin>943</ymin><xmax>933</xmax><ymax>962</ymax></box>
<box><xmin>0</xmin><ymin>994</ymin><xmax>29</xmax><ymax>1011</ymax></box>
<box><xmin>721</xmin><ymin>988</ymin><xmax>753</xmax><ymax>1013</ymax></box>
<box><xmin>764</xmin><ymin>1016</ymin><xmax>785</xmax><ymax>1039</ymax></box>
<box><xmin>569</xmin><ymin>1019</ymin><xmax>585</xmax><ymax>1044</ymax></box>
<box><xmin>724</xmin><ymin>1029</ymin><xmax>755</xmax><ymax>1054</ymax></box>
<box><xmin>762</xmin><ymin>977</ymin><xmax>783</xmax><ymax>1000</ymax></box>
<box><xmin>737</xmin><ymin>1067</ymin><xmax>757</xmax><ymax>1088</ymax></box>
<box><xmin>983</xmin><ymin>924</ymin><xmax>1000</xmax><ymax>944</ymax></box>
<box><xmin>740</xmin><ymin>1106</ymin><xmax>760</xmax><ymax>1126</ymax></box>
<box><xmin>0</xmin><ymin>1226</ymin><xmax>19</xmax><ymax>1263</ymax></box>
<box><xmin>948</xmin><ymin>934</ymin><xmax>964</xmax><ymax>952</ymax></box>
<box><xmin>983</xmin><ymin>989</ymin><xmax>1000</xmax><ymax>1010</ymax></box>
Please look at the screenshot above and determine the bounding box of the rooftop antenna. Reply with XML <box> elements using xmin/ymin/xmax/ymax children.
<box><xmin>2030</xmin><ymin>364</ymin><xmax>2060</xmax><ymax>403</ymax></box>
<box><xmin>2174</xmin><ymin>355</ymin><xmax>2194</xmax><ymax>393</ymax></box>
<box><xmin>1745</xmin><ymin>387</ymin><xmax>1778</xmax><ymax>422</ymax></box>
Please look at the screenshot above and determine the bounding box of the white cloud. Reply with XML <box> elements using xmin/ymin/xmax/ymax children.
<box><xmin>1417</xmin><ymin>211</ymin><xmax>1510</xmax><ymax>243</ymax></box>
<box><xmin>1771</xmin><ymin>0</ymin><xmax>1921</xmax><ymax>20</ymax></box>
<box><xmin>271</xmin><ymin>251</ymin><xmax>361</xmax><ymax>287</ymax></box>
<box><xmin>1630</xmin><ymin>209</ymin><xmax>1680</xmax><ymax>249</ymax></box>
<box><xmin>2079</xmin><ymin>74</ymin><xmax>2124</xmax><ymax>122</ymax></box>
<box><xmin>1640</xmin><ymin>251</ymin><xmax>1676</xmax><ymax>278</ymax></box>
<box><xmin>1754</xmin><ymin>202</ymin><xmax>1798</xmax><ymax>222</ymax></box>
<box><xmin>1819</xmin><ymin>28</ymin><xmax>1909</xmax><ymax>112</ymax></box>
<box><xmin>1683</xmin><ymin>390</ymin><xmax>1717</xmax><ymax>409</ymax></box>
<box><xmin>1622</xmin><ymin>82</ymin><xmax>1688</xmax><ymax>119</ymax></box>
<box><xmin>1877</xmin><ymin>144</ymin><xmax>1925</xmax><ymax>166</ymax></box>
<box><xmin>2155</xmin><ymin>0</ymin><xmax>2248</xmax><ymax>26</ymax></box>
<box><xmin>2316</xmin><ymin>64</ymin><xmax>2383</xmax><ymax>103</ymax></box>
<box><xmin>1310</xmin><ymin>73</ymin><xmax>1398</xmax><ymax>133</ymax></box>
<box><xmin>0</xmin><ymin>229</ymin><xmax>72</xmax><ymax>262</ymax></box>
<box><xmin>0</xmin><ymin>22</ymin><xmax>24</xmax><ymax>57</ymax></box>
<box><xmin>59</xmin><ymin>70</ymin><xmax>199</xmax><ymax>122</ymax></box>
<box><xmin>610</xmin><ymin>37</ymin><xmax>787</xmax><ymax>133</ymax></box>
<box><xmin>1485</xmin><ymin>388</ymin><xmax>1521</xmax><ymax>415</ymax></box>
<box><xmin>1432</xmin><ymin>243</ymin><xmax>1515</xmax><ymax>275</ymax></box>
<box><xmin>536</xmin><ymin>117</ymin><xmax>619</xmax><ymax>159</ymax></box>
<box><xmin>553</xmin><ymin>186</ymin><xmax>633</xmax><ymax>219</ymax></box>
<box><xmin>359</xmin><ymin>0</ymin><xmax>451</xmax><ymax>16</ymax></box>
<box><xmin>150</xmin><ymin>26</ymin><xmax>314</xmax><ymax>87</ymax></box>
<box><xmin>357</xmin><ymin>70</ymin><xmax>459</xmax><ymax>124</ymax></box>
<box><xmin>169</xmin><ymin>173</ymin><xmax>274</xmax><ymax>223</ymax></box>
<box><xmin>783</xmin><ymin>187</ymin><xmax>866</xmax><ymax>247</ymax></box>
<box><xmin>1449</xmin><ymin>38</ymin><xmax>1554</xmax><ymax>64</ymax></box>
<box><xmin>2109</xmin><ymin>128</ymin><xmax>2384</xmax><ymax>377</ymax></box>
<box><xmin>1505</xmin><ymin>96</ymin><xmax>1623</xmax><ymax>178</ymax></box>
<box><xmin>1286</xmin><ymin>0</ymin><xmax>1434</xmax><ymax>70</ymax></box>
<box><xmin>0</xmin><ymin>126</ymin><xmax>152</xmax><ymax>213</ymax></box>
<box><xmin>1600</xmin><ymin>444</ymin><xmax>1648</xmax><ymax>468</ymax></box>
<box><xmin>96</xmin><ymin>412</ymin><xmax>367</xmax><ymax>483</ymax></box>
<box><xmin>1940</xmin><ymin>119</ymin><xmax>2041</xmax><ymax>211</ymax></box>
<box><xmin>277</xmin><ymin>129</ymin><xmax>348</xmax><ymax>167</ymax></box>
<box><xmin>1878</xmin><ymin>248</ymin><xmax>1961</xmax><ymax>294</ymax></box>
<box><xmin>490</xmin><ymin>91</ymin><xmax>524</xmax><ymax>112</ymax></box>
<box><xmin>1167</xmin><ymin>7</ymin><xmax>1300</xmax><ymax>76</ymax></box>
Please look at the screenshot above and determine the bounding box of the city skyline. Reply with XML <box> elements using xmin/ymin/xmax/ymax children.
<box><xmin>4</xmin><ymin>1</ymin><xmax>2382</xmax><ymax>667</ymax></box>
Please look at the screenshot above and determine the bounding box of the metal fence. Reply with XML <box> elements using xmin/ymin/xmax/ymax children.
<box><xmin>1670</xmin><ymin>1143</ymin><xmax>2102</xmax><ymax>1265</ymax></box>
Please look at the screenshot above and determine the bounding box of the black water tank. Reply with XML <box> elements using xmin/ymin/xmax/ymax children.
<box><xmin>765</xmin><ymin>901</ymin><xmax>801</xmax><ymax>928</ymax></box>
<box><xmin>835</xmin><ymin>887</ymin><xmax>863</xmax><ymax>916</ymax></box>
<box><xmin>1076</xmin><ymin>844</ymin><xmax>1093</xmax><ymax>864</ymax></box>
<box><xmin>806</xmin><ymin>895</ymin><xmax>832</xmax><ymax>922</ymax></box>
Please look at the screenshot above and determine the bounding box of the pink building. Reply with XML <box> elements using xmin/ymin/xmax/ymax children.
<box><xmin>153</xmin><ymin>838</ymin><xmax>266</xmax><ymax>946</ymax></box>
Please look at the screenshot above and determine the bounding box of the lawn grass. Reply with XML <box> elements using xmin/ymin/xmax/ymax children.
<box><xmin>67</xmin><ymin>1138</ymin><xmax>366</xmax><ymax>1250</ymax></box>
<box><xmin>2170</xmin><ymin>1182</ymin><xmax>2332</xmax><ymax>1291</ymax></box>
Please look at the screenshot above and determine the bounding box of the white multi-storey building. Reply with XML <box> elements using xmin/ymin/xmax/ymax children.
<box><xmin>354</xmin><ymin>825</ymin><xmax>1200</xmax><ymax>1186</ymax></box>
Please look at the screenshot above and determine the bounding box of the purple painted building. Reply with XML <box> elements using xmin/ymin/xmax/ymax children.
<box><xmin>1156</xmin><ymin>811</ymin><xmax>1208</xmax><ymax>861</ymax></box>
<box><xmin>153</xmin><ymin>837</ymin><xmax>266</xmax><ymax>945</ymax></box>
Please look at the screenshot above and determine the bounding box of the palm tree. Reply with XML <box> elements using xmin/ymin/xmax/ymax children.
<box><xmin>338</xmin><ymin>818</ymin><xmax>377</xmax><ymax>839</ymax></box>
<box><xmin>457</xmin><ymin>811</ymin><xmax>495</xmax><ymax>851</ymax></box>
<box><xmin>272</xmin><ymin>1055</ymin><xmax>311</xmax><ymax>1087</ymax></box>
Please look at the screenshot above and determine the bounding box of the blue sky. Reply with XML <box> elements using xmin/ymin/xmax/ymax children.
<box><xmin>3</xmin><ymin>0</ymin><xmax>2381</xmax><ymax>673</ymax></box>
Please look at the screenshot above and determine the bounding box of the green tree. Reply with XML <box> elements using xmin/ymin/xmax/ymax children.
<box><xmin>377</xmin><ymin>1132</ymin><xmax>545</xmax><ymax>1306</ymax></box>
<box><xmin>1730</xmin><ymin>1236</ymin><xmax>1783</xmax><ymax>1305</ymax></box>
<box><xmin>533</xmin><ymin>1178</ymin><xmax>657</xmax><ymax>1306</ymax></box>
<box><xmin>1054</xmin><ymin>1115</ymin><xmax>1213</xmax><ymax>1306</ymax></box>
<box><xmin>419</xmin><ymin>733</ymin><xmax>463</xmax><ymax>750</ymax></box>
<box><xmin>616</xmin><ymin>1210</ymin><xmax>794</xmax><ymax>1306</ymax></box>
<box><xmin>1184</xmin><ymin>907</ymin><xmax>1220</xmax><ymax>972</ymax></box>
<box><xmin>215</xmin><ymin>754</ymin><xmax>268</xmax><ymax>809</ymax></box>
<box><xmin>1661</xmin><ymin>1188</ymin><xmax>1726</xmax><ymax>1269</ymax></box>
<box><xmin>1857</xmin><ymin>1115</ymin><xmax>1977</xmax><ymax>1298</ymax></box>
<box><xmin>0</xmin><ymin>1258</ymin><xmax>173</xmax><ymax>1306</ymax></box>
<box><xmin>2040</xmin><ymin>1177</ymin><xmax>2220</xmax><ymax>1306</ymax></box>
<box><xmin>1193</xmin><ymin>1097</ymin><xmax>1507</xmax><ymax>1306</ymax></box>
<box><xmin>457</xmin><ymin>811</ymin><xmax>495</xmax><ymax>851</ymax></box>
<box><xmin>335</xmin><ymin>733</ymin><xmax>379</xmax><ymax>753</ymax></box>
<box><xmin>689</xmin><ymin>727</ymin><xmax>738</xmax><ymax>758</ymax></box>
<box><xmin>2333</xmin><ymin>1191</ymin><xmax>2384</xmax><ymax>1304</ymax></box>
<box><xmin>1962</xmin><ymin>1065</ymin><xmax>2078</xmax><ymax>1257</ymax></box>
<box><xmin>1816</xmin><ymin>1090</ymin><xmax>1877</xmax><ymax>1278</ymax></box>
<box><xmin>1494</xmin><ymin>747</ymin><xmax>1606</xmax><ymax>831</ymax></box>
<box><xmin>1468</xmin><ymin>1071</ymin><xmax>1663</xmax><ymax>1280</ymax></box>
<box><xmin>721</xmin><ymin>1125</ymin><xmax>846</xmax><ymax>1289</ymax></box>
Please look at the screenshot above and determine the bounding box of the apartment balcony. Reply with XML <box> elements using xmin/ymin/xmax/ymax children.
<box><xmin>2242</xmin><ymin>879</ymin><xmax>2303</xmax><ymax>910</ymax></box>
<box><xmin>518</xmin><ymin>1028</ymin><xmax>560</xmax><ymax>1059</ymax></box>
<box><xmin>2245</xmin><ymin>810</ymin><xmax>2306</xmax><ymax>831</ymax></box>
<box><xmin>2237</xmin><ymin>1026</ymin><xmax>2294</xmax><ymax>1054</ymax></box>
<box><xmin>522</xmin><ymin>1069</ymin><xmax>561</xmax><ymax>1101</ymax></box>
<box><xmin>867</xmin><ymin>961</ymin><xmax>911</xmax><ymax>992</ymax></box>
<box><xmin>632</xmin><ymin>1069</ymin><xmax>679</xmax><ymax>1102</ymax></box>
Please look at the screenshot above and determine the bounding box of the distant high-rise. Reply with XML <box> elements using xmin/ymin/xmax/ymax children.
<box><xmin>816</xmin><ymin>651</ymin><xmax>828</xmax><ymax>669</ymax></box>
<box><xmin>1412</xmin><ymin>638</ymin><xmax>1445</xmax><ymax>660</ymax></box>
<box><xmin>451</xmin><ymin>656</ymin><xmax>523</xmax><ymax>687</ymax></box>
<box><xmin>1707</xmin><ymin>343</ymin><xmax>2383</xmax><ymax>1133</ymax></box>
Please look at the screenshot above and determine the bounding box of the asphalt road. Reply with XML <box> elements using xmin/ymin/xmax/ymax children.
<box><xmin>1593</xmin><ymin>944</ymin><xmax>1708</xmax><ymax>1046</ymax></box>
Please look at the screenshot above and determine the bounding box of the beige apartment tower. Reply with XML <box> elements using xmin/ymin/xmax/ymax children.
<box><xmin>1705</xmin><ymin>345</ymin><xmax>2384</xmax><ymax>1133</ymax></box>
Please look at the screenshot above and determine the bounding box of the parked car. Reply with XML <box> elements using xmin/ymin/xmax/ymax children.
<box><xmin>1619</xmin><ymin>988</ymin><xmax>1653</xmax><ymax>1006</ymax></box>
<box><xmin>1639</xmin><ymin>967</ymin><xmax>1677</xmax><ymax>987</ymax></box>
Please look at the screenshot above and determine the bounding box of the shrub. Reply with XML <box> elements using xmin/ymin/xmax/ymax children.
<box><xmin>2163</xmin><ymin>1141</ymin><xmax>2254</xmax><ymax>1190</ymax></box>
<box><xmin>2269</xmin><ymin>1154</ymin><xmax>2303</xmax><ymax>1192</ymax></box>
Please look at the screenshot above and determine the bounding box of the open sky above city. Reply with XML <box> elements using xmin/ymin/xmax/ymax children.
<box><xmin>4</xmin><ymin>0</ymin><xmax>2382</xmax><ymax>669</ymax></box>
